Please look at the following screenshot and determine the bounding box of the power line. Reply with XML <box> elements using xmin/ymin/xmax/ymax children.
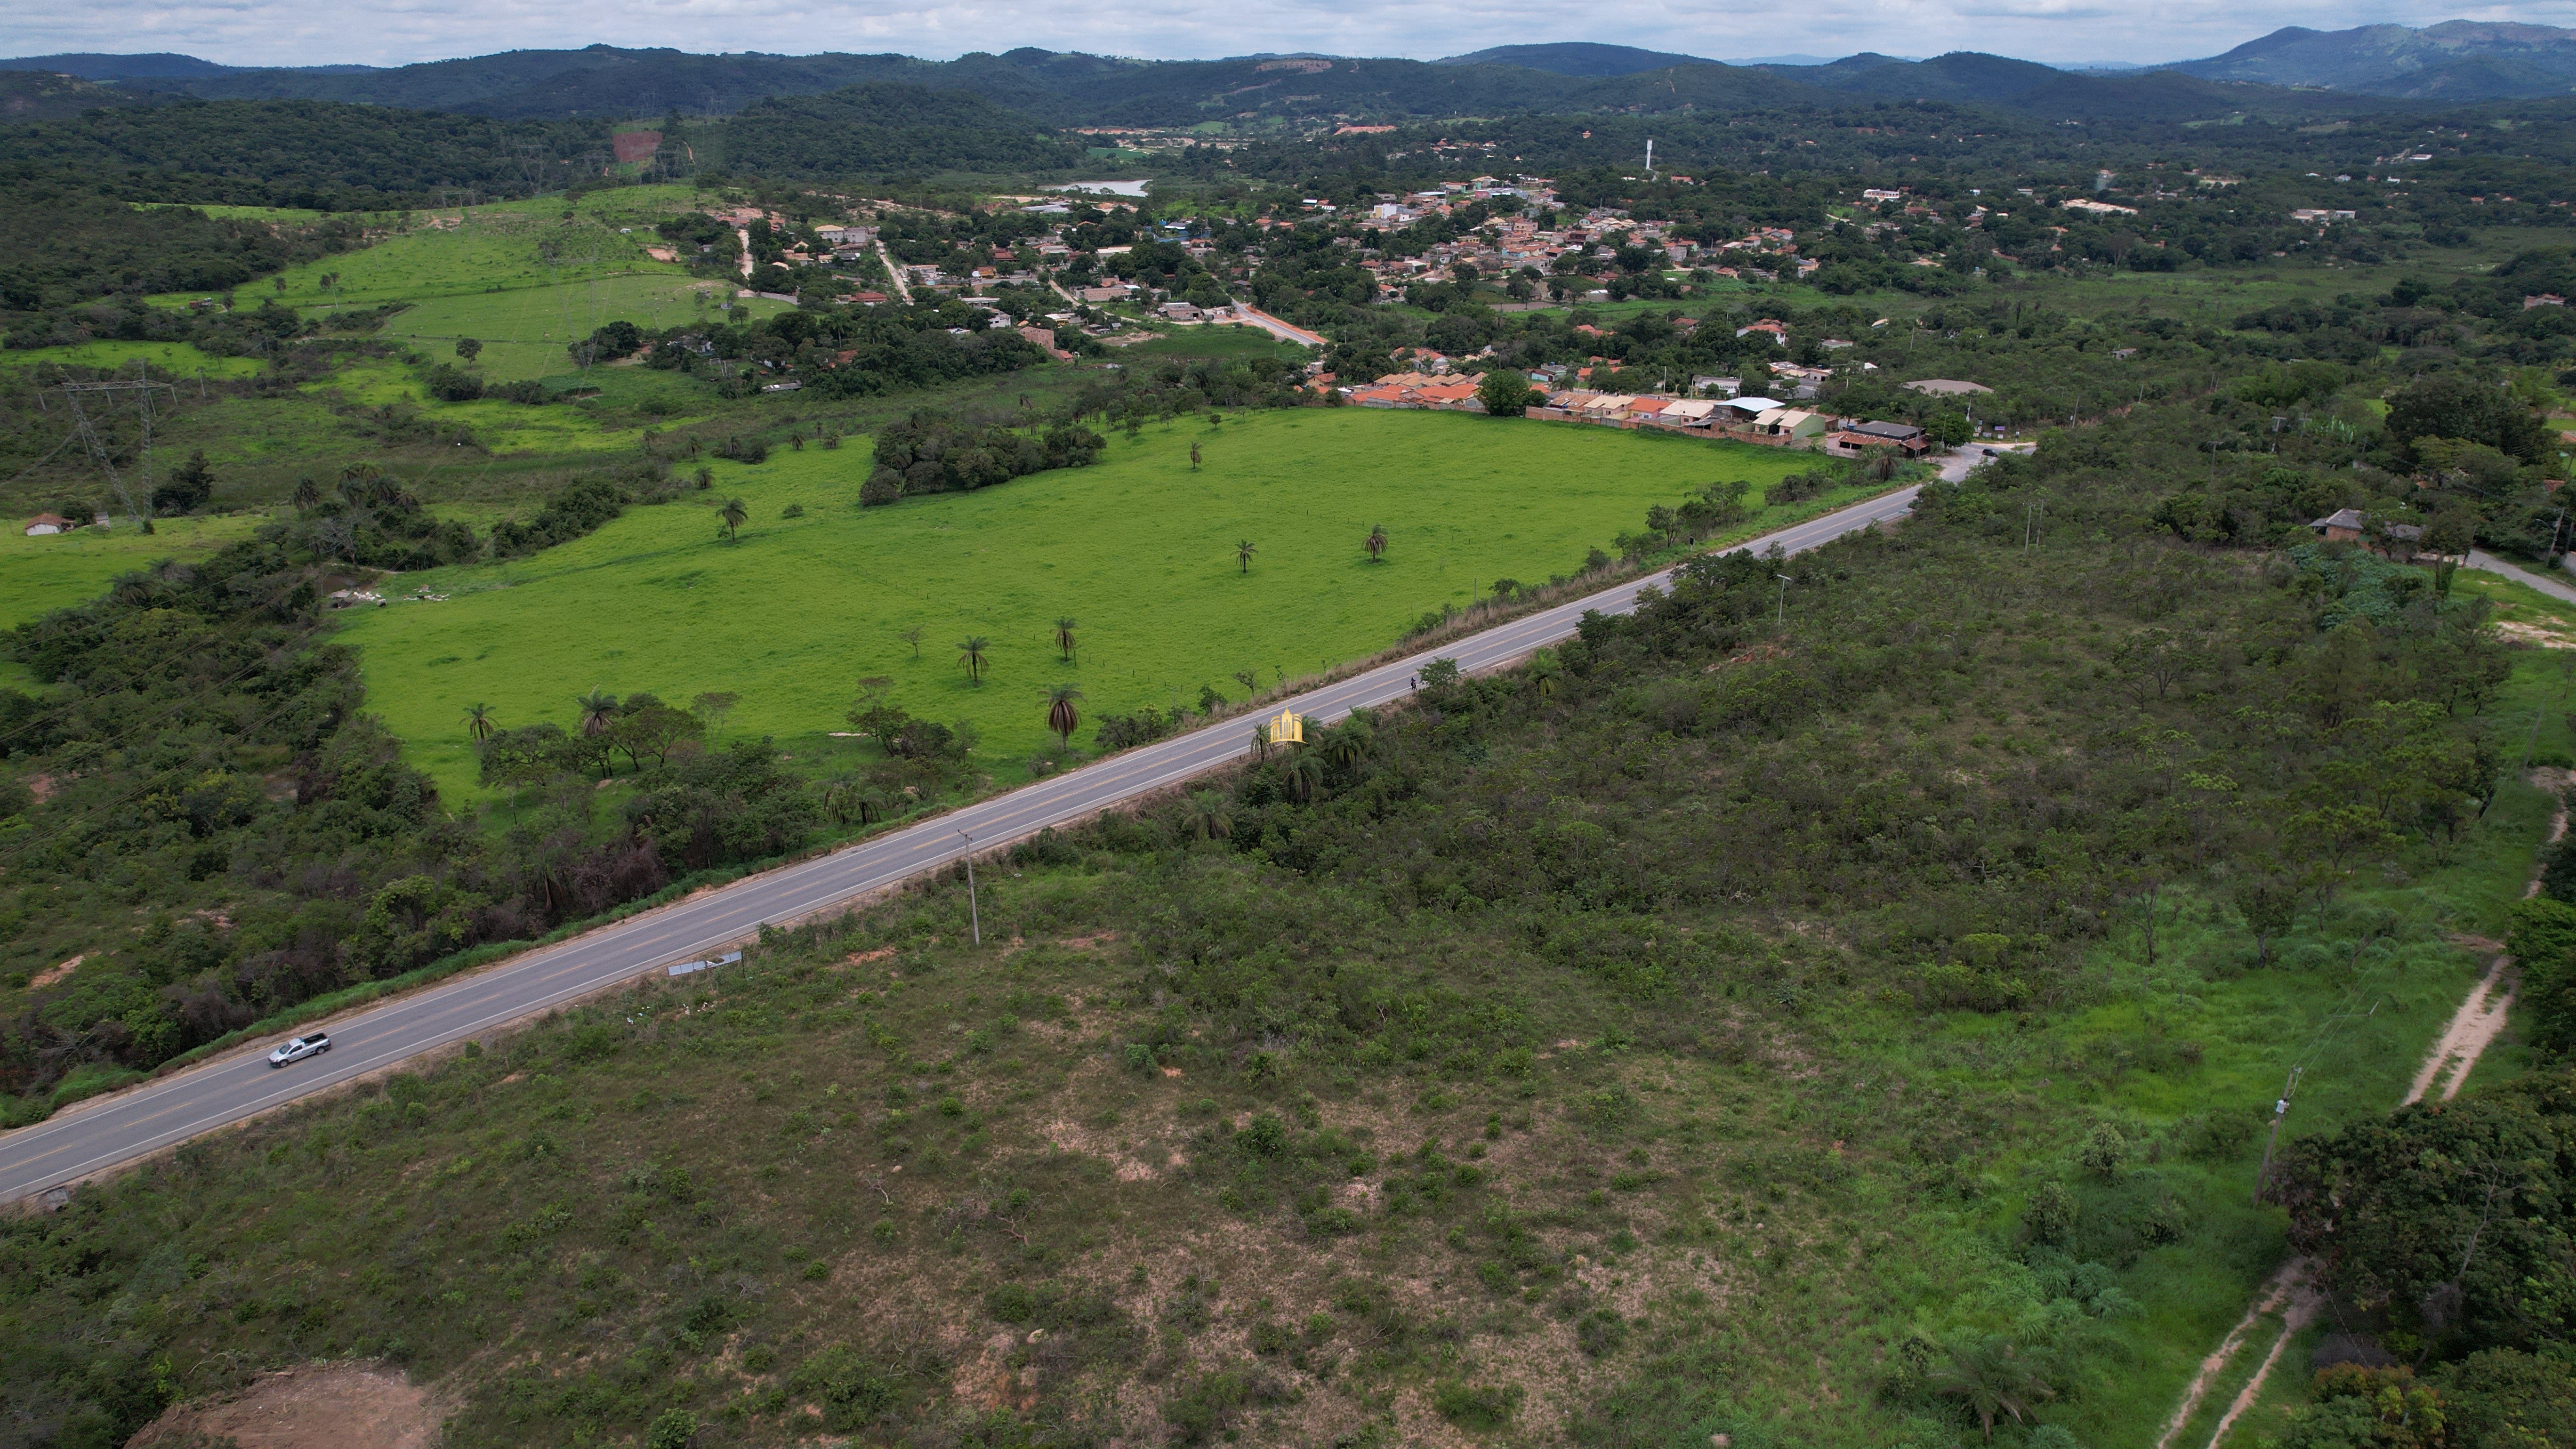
<box><xmin>56</xmin><ymin>362</ymin><xmax>179</xmax><ymax>530</ymax></box>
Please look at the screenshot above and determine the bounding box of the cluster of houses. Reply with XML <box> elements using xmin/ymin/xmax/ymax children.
<box><xmin>1220</xmin><ymin>177</ymin><xmax>1827</xmax><ymax>299</ymax></box>
<box><xmin>1342</xmin><ymin>371</ymin><xmax>1932</xmax><ymax>457</ymax></box>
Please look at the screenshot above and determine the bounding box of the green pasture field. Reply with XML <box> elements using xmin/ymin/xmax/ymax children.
<box><xmin>155</xmin><ymin>193</ymin><xmax>698</xmax><ymax>316</ymax></box>
<box><xmin>1118</xmin><ymin>324</ymin><xmax>1312</xmax><ymax>363</ymax></box>
<box><xmin>383</xmin><ymin>274</ymin><xmax>791</xmax><ymax>383</ymax></box>
<box><xmin>137</xmin><ymin>202</ymin><xmax>333</xmax><ymax>225</ymax></box>
<box><xmin>338</xmin><ymin>408</ymin><xmax>1840</xmax><ymax>807</ymax></box>
<box><xmin>0</xmin><ymin>339</ymin><xmax>265</xmax><ymax>379</ymax></box>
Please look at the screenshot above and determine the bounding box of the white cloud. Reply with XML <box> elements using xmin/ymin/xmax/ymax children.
<box><xmin>6</xmin><ymin>0</ymin><xmax>2576</xmax><ymax>71</ymax></box>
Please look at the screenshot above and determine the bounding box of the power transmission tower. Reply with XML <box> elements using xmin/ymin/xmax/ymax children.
<box><xmin>57</xmin><ymin>362</ymin><xmax>178</xmax><ymax>531</ymax></box>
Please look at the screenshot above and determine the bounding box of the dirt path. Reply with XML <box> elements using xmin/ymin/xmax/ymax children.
<box><xmin>2201</xmin><ymin>1275</ymin><xmax>2323</xmax><ymax>1448</ymax></box>
<box><xmin>2405</xmin><ymin>952</ymin><xmax>2517</xmax><ymax>1105</ymax></box>
<box><xmin>2155</xmin><ymin>781</ymin><xmax>2562</xmax><ymax>1447</ymax></box>
<box><xmin>2152</xmin><ymin>1261</ymin><xmax>2308</xmax><ymax>1449</ymax></box>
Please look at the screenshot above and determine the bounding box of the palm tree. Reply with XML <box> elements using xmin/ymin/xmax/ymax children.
<box><xmin>461</xmin><ymin>703</ymin><xmax>497</xmax><ymax>742</ymax></box>
<box><xmin>1284</xmin><ymin>752</ymin><xmax>1324</xmax><ymax>805</ymax></box>
<box><xmin>1046</xmin><ymin>684</ymin><xmax>1085</xmax><ymax>745</ymax></box>
<box><xmin>1320</xmin><ymin>718</ymin><xmax>1374</xmax><ymax>775</ymax></box>
<box><xmin>1528</xmin><ymin>647</ymin><xmax>1562</xmax><ymax>700</ymax></box>
<box><xmin>821</xmin><ymin>775</ymin><xmax>861</xmax><ymax>826</ymax></box>
<box><xmin>1926</xmin><ymin>1338</ymin><xmax>2053</xmax><ymax>1443</ymax></box>
<box><xmin>1187</xmin><ymin>791</ymin><xmax>1232</xmax><ymax>841</ymax></box>
<box><xmin>290</xmin><ymin>476</ymin><xmax>321</xmax><ymax>515</ymax></box>
<box><xmin>1250</xmin><ymin>721</ymin><xmax>1273</xmax><ymax>761</ymax></box>
<box><xmin>577</xmin><ymin>689</ymin><xmax>620</xmax><ymax>737</ymax></box>
<box><xmin>1190</xmin><ymin>440</ymin><xmax>1204</xmax><ymax>470</ymax></box>
<box><xmin>1235</xmin><ymin>539</ymin><xmax>1257</xmax><ymax>574</ymax></box>
<box><xmin>718</xmin><ymin>497</ymin><xmax>749</xmax><ymax>541</ymax></box>
<box><xmin>822</xmin><ymin>776</ymin><xmax>888</xmax><ymax>828</ymax></box>
<box><xmin>1365</xmin><ymin>524</ymin><xmax>1388</xmax><ymax>563</ymax></box>
<box><xmin>1054</xmin><ymin>617</ymin><xmax>1079</xmax><ymax>663</ymax></box>
<box><xmin>957</xmin><ymin>636</ymin><xmax>990</xmax><ymax>685</ymax></box>
<box><xmin>899</xmin><ymin>624</ymin><xmax>925</xmax><ymax>659</ymax></box>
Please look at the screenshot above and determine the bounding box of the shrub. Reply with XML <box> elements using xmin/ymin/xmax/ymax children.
<box><xmin>789</xmin><ymin>1344</ymin><xmax>900</xmax><ymax>1430</ymax></box>
<box><xmin>2025</xmin><ymin>1183</ymin><xmax>2079</xmax><ymax>1246</ymax></box>
<box><xmin>1238</xmin><ymin>1112</ymin><xmax>1288</xmax><ymax>1157</ymax></box>
<box><xmin>1162</xmin><ymin>1369</ymin><xmax>1281</xmax><ymax>1444</ymax></box>
<box><xmin>1432</xmin><ymin>1381</ymin><xmax>1522</xmax><ymax>1431</ymax></box>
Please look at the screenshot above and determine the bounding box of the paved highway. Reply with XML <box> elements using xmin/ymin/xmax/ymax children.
<box><xmin>0</xmin><ymin>481</ymin><xmax>1925</xmax><ymax>1203</ymax></box>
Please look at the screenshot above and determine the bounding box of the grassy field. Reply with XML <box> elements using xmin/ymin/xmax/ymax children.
<box><xmin>339</xmin><ymin>409</ymin><xmax>1832</xmax><ymax>805</ymax></box>
<box><xmin>388</xmin><ymin>274</ymin><xmax>784</xmax><ymax>383</ymax></box>
<box><xmin>0</xmin><ymin>339</ymin><xmax>267</xmax><ymax>379</ymax></box>
<box><xmin>0</xmin><ymin>513</ymin><xmax>265</xmax><ymax>631</ymax></box>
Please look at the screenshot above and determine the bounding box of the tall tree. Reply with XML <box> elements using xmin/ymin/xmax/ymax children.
<box><xmin>1046</xmin><ymin>684</ymin><xmax>1084</xmax><ymax>745</ymax></box>
<box><xmin>1235</xmin><ymin>539</ymin><xmax>1257</xmax><ymax>574</ymax></box>
<box><xmin>957</xmin><ymin>636</ymin><xmax>990</xmax><ymax>685</ymax></box>
<box><xmin>690</xmin><ymin>691</ymin><xmax>740</xmax><ymax>736</ymax></box>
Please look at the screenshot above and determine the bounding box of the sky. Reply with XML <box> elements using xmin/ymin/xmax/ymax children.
<box><xmin>4</xmin><ymin>0</ymin><xmax>2575</xmax><ymax>70</ymax></box>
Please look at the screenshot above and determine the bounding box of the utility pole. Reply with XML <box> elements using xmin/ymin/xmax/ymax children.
<box><xmin>957</xmin><ymin>829</ymin><xmax>981</xmax><ymax>946</ymax></box>
<box><xmin>57</xmin><ymin>362</ymin><xmax>178</xmax><ymax>531</ymax></box>
<box><xmin>2254</xmin><ymin>1066</ymin><xmax>2302</xmax><ymax>1206</ymax></box>
<box><xmin>1774</xmin><ymin>573</ymin><xmax>1794</xmax><ymax>628</ymax></box>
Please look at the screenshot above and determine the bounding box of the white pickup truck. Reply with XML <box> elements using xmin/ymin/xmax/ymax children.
<box><xmin>266</xmin><ymin>1032</ymin><xmax>331</xmax><ymax>1068</ymax></box>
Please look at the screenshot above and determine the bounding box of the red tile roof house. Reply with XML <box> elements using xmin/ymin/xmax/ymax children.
<box><xmin>1414</xmin><ymin>380</ymin><xmax>1484</xmax><ymax>411</ymax></box>
<box><xmin>21</xmin><ymin>513</ymin><xmax>73</xmax><ymax>537</ymax></box>
<box><xmin>1736</xmin><ymin>320</ymin><xmax>1788</xmax><ymax>344</ymax></box>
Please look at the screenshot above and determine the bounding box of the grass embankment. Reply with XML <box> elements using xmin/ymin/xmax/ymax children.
<box><xmin>339</xmin><ymin>408</ymin><xmax>1827</xmax><ymax>806</ymax></box>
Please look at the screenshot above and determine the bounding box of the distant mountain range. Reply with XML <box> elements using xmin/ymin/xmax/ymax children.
<box><xmin>2</xmin><ymin>22</ymin><xmax>2570</xmax><ymax>128</ymax></box>
<box><xmin>2167</xmin><ymin>21</ymin><xmax>2576</xmax><ymax>98</ymax></box>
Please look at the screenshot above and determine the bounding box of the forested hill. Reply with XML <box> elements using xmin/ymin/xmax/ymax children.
<box><xmin>0</xmin><ymin>100</ymin><xmax>612</xmax><ymax>207</ymax></box>
<box><xmin>708</xmin><ymin>84</ymin><xmax>1082</xmax><ymax>178</ymax></box>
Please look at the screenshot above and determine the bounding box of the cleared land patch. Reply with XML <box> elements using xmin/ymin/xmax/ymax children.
<box><xmin>340</xmin><ymin>409</ymin><xmax>1828</xmax><ymax>804</ymax></box>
